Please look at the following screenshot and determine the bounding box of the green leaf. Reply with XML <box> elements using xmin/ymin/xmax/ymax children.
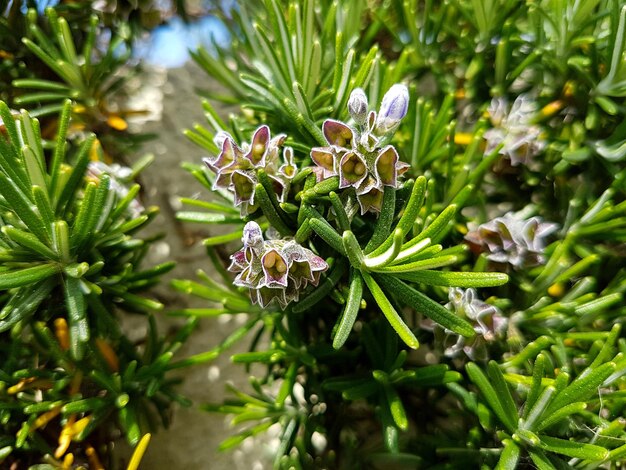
<box><xmin>333</xmin><ymin>270</ymin><xmax>363</xmax><ymax>349</ymax></box>
<box><xmin>342</xmin><ymin>230</ymin><xmax>364</xmax><ymax>268</ymax></box>
<box><xmin>364</xmin><ymin>229</ymin><xmax>405</xmax><ymax>268</ymax></box>
<box><xmin>329</xmin><ymin>191</ymin><xmax>351</xmax><ymax>232</ymax></box>
<box><xmin>396</xmin><ymin>364</ymin><xmax>460</xmax><ymax>387</ymax></box>
<box><xmin>0</xmin><ymin>172</ymin><xmax>51</xmax><ymax>243</ymax></box>
<box><xmin>308</xmin><ymin>216</ymin><xmax>346</xmax><ymax>255</ymax></box>
<box><xmin>373</xmin><ymin>254</ymin><xmax>459</xmax><ymax>273</ymax></box>
<box><xmin>523</xmin><ymin>353</ymin><xmax>547</xmax><ymax>419</ymax></box>
<box><xmin>488</xmin><ymin>361</ymin><xmax>520</xmax><ymax>430</ymax></box>
<box><xmin>56</xmin><ymin>134</ymin><xmax>95</xmax><ymax>214</ymax></box>
<box><xmin>63</xmin><ymin>276</ymin><xmax>89</xmax><ymax>360</ymax></box>
<box><xmin>0</xmin><ymin>263</ymin><xmax>59</xmax><ymax>290</ymax></box>
<box><xmin>411</xmin><ymin>204</ymin><xmax>457</xmax><ymax>245</ymax></box>
<box><xmin>48</xmin><ymin>99</ymin><xmax>70</xmax><ymax>196</ymax></box>
<box><xmin>176</xmin><ymin>211</ymin><xmax>241</xmax><ymax>224</ymax></box>
<box><xmin>13</xmin><ymin>78</ymin><xmax>72</xmax><ymax>92</ymax></box>
<box><xmin>382</xmin><ymin>381</ymin><xmax>408</xmax><ymax>431</ymax></box>
<box><xmin>300</xmin><ymin>176</ymin><xmax>340</xmax><ymax>200</ymax></box>
<box><xmin>522</xmin><ymin>386</ymin><xmax>556</xmax><ymax>431</ymax></box>
<box><xmin>501</xmin><ymin>336</ymin><xmax>554</xmax><ymax>368</ymax></box>
<box><xmin>381</xmin><ymin>401</ymin><xmax>399</xmax><ymax>453</ymax></box>
<box><xmin>528</xmin><ymin>449</ymin><xmax>557</xmax><ymax>470</ymax></box>
<box><xmin>70</xmin><ymin>181</ymin><xmax>98</xmax><ymax>247</ymax></box>
<box><xmin>369</xmin><ymin>176</ymin><xmax>426</xmax><ymax>257</ymax></box>
<box><xmin>52</xmin><ymin>220</ymin><xmax>71</xmax><ymax>263</ymax></box>
<box><xmin>109</xmin><ymin>184</ymin><xmax>141</xmax><ymax>222</ymax></box>
<box><xmin>276</xmin><ymin>362</ymin><xmax>298</xmax><ymax>408</ymax></box>
<box><xmin>496</xmin><ymin>439</ymin><xmax>521</xmax><ymax>470</ymax></box>
<box><xmin>538</xmin><ymin>435</ymin><xmax>608</xmax><ymax>460</ymax></box>
<box><xmin>466</xmin><ymin>362</ymin><xmax>517</xmax><ymax>433</ymax></box>
<box><xmin>364</xmin><ymin>187</ymin><xmax>396</xmax><ymax>253</ymax></box>
<box><xmin>546</xmin><ymin>361</ymin><xmax>616</xmax><ymax>415</ymax></box>
<box><xmin>118</xmin><ymin>405</ymin><xmax>141</xmax><ymax>446</ymax></box>
<box><xmin>0</xmin><ymin>101</ymin><xmax>20</xmax><ymax>147</ymax></box>
<box><xmin>376</xmin><ymin>275</ymin><xmax>475</xmax><ymax>337</ymax></box>
<box><xmin>0</xmin><ymin>279</ymin><xmax>55</xmax><ymax>331</ymax></box>
<box><xmin>217</xmin><ymin>421</ymin><xmax>274</xmax><ymax>451</ymax></box>
<box><xmin>535</xmin><ymin>402</ymin><xmax>586</xmax><ymax>431</ymax></box>
<box><xmin>22</xmin><ymin>145</ymin><xmax>46</xmax><ymax>189</ymax></box>
<box><xmin>2</xmin><ymin>226</ymin><xmax>58</xmax><ymax>260</ymax></box>
<box><xmin>361</xmin><ymin>271</ymin><xmax>419</xmax><ymax>349</ymax></box>
<box><xmin>254</xmin><ymin>182</ymin><xmax>293</xmax><ymax>236</ymax></box>
<box><xmin>33</xmin><ymin>186</ymin><xmax>54</xmax><ymax>230</ymax></box>
<box><xmin>62</xmin><ymin>398</ymin><xmax>107</xmax><ymax>414</ymax></box>
<box><xmin>395</xmin><ymin>270</ymin><xmax>508</xmax><ymax>287</ymax></box>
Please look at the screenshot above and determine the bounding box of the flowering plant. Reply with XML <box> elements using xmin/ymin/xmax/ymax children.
<box><xmin>2</xmin><ymin>0</ymin><xmax>626</xmax><ymax>469</ymax></box>
<box><xmin>176</xmin><ymin>1</ymin><xmax>626</xmax><ymax>468</ymax></box>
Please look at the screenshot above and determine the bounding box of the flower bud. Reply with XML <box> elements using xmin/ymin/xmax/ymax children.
<box><xmin>213</xmin><ymin>131</ymin><xmax>231</xmax><ymax>149</ymax></box>
<box><xmin>375</xmin><ymin>84</ymin><xmax>409</xmax><ymax>134</ymax></box>
<box><xmin>347</xmin><ymin>88</ymin><xmax>369</xmax><ymax>125</ymax></box>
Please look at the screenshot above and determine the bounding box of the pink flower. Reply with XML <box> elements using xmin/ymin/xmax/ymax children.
<box><xmin>204</xmin><ymin>126</ymin><xmax>297</xmax><ymax>215</ymax></box>
<box><xmin>309</xmin><ymin>85</ymin><xmax>410</xmax><ymax>215</ymax></box>
<box><xmin>228</xmin><ymin>222</ymin><xmax>328</xmax><ymax>309</ymax></box>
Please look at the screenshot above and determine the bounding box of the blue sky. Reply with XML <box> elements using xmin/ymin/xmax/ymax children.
<box><xmin>134</xmin><ymin>15</ymin><xmax>230</xmax><ymax>68</ymax></box>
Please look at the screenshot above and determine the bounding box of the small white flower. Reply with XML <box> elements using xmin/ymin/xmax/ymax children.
<box><xmin>484</xmin><ymin>94</ymin><xmax>545</xmax><ymax>166</ymax></box>
<box><xmin>465</xmin><ymin>211</ymin><xmax>558</xmax><ymax>269</ymax></box>
<box><xmin>443</xmin><ymin>288</ymin><xmax>507</xmax><ymax>361</ymax></box>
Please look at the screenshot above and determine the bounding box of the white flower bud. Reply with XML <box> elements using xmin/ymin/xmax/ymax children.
<box><xmin>347</xmin><ymin>88</ymin><xmax>369</xmax><ymax>125</ymax></box>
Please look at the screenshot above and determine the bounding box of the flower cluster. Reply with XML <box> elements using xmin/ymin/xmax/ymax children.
<box><xmin>310</xmin><ymin>85</ymin><xmax>410</xmax><ymax>214</ymax></box>
<box><xmin>441</xmin><ymin>288</ymin><xmax>508</xmax><ymax>361</ymax></box>
<box><xmin>228</xmin><ymin>221</ymin><xmax>328</xmax><ymax>308</ymax></box>
<box><xmin>205</xmin><ymin>126</ymin><xmax>298</xmax><ymax>215</ymax></box>
<box><xmin>465</xmin><ymin>211</ymin><xmax>558</xmax><ymax>269</ymax></box>
<box><xmin>483</xmin><ymin>95</ymin><xmax>546</xmax><ymax>166</ymax></box>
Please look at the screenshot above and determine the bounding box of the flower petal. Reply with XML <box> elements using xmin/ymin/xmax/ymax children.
<box><xmin>228</xmin><ymin>249</ymin><xmax>247</xmax><ymax>272</ymax></box>
<box><xmin>231</xmin><ymin>170</ymin><xmax>257</xmax><ymax>206</ymax></box>
<box><xmin>356</xmin><ymin>187</ymin><xmax>384</xmax><ymax>214</ymax></box>
<box><xmin>261</xmin><ymin>249</ymin><xmax>289</xmax><ymax>288</ymax></box>
<box><xmin>375</xmin><ymin>145</ymin><xmax>400</xmax><ymax>186</ymax></box>
<box><xmin>355</xmin><ymin>174</ymin><xmax>381</xmax><ymax>195</ymax></box>
<box><xmin>339</xmin><ymin>152</ymin><xmax>368</xmax><ymax>188</ymax></box>
<box><xmin>268</xmin><ymin>174</ymin><xmax>289</xmax><ymax>202</ymax></box>
<box><xmin>245</xmin><ymin>125</ymin><xmax>270</xmax><ymax>166</ymax></box>
<box><xmin>256</xmin><ymin>286</ymin><xmax>287</xmax><ymax>308</ymax></box>
<box><xmin>323</xmin><ymin>119</ymin><xmax>356</xmax><ymax>148</ymax></box>
<box><xmin>209</xmin><ymin>137</ymin><xmax>239</xmax><ymax>170</ymax></box>
<box><xmin>278</xmin><ymin>147</ymin><xmax>298</xmax><ymax>180</ymax></box>
<box><xmin>310</xmin><ymin>147</ymin><xmax>337</xmax><ymax>179</ymax></box>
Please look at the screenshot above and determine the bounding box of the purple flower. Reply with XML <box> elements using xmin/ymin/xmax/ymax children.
<box><xmin>310</xmin><ymin>85</ymin><xmax>410</xmax><ymax>215</ymax></box>
<box><xmin>228</xmin><ymin>222</ymin><xmax>328</xmax><ymax>309</ymax></box>
<box><xmin>465</xmin><ymin>212</ymin><xmax>558</xmax><ymax>269</ymax></box>
<box><xmin>375</xmin><ymin>84</ymin><xmax>409</xmax><ymax>134</ymax></box>
<box><xmin>204</xmin><ymin>126</ymin><xmax>297</xmax><ymax>215</ymax></box>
